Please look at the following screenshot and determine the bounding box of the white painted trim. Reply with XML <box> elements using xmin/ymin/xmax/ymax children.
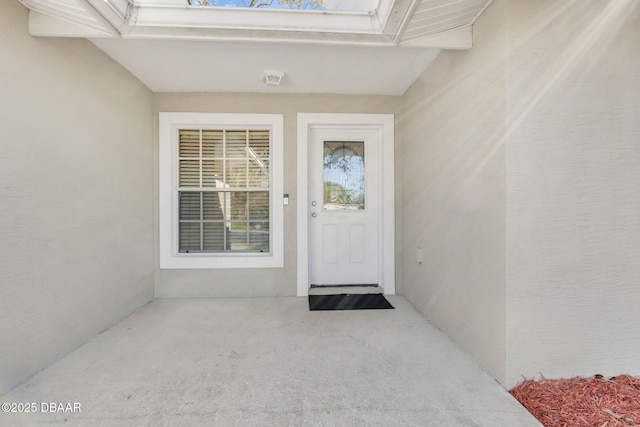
<box><xmin>29</xmin><ymin>11</ymin><xmax>116</xmax><ymax>38</ymax></box>
<box><xmin>127</xmin><ymin>0</ymin><xmax>407</xmax><ymax>37</ymax></box>
<box><xmin>297</xmin><ymin>113</ymin><xmax>395</xmax><ymax>296</ymax></box>
<box><xmin>159</xmin><ymin>112</ymin><xmax>283</xmax><ymax>269</ymax></box>
<box><xmin>133</xmin><ymin>5</ymin><xmax>381</xmax><ymax>34</ymax></box>
<box><xmin>399</xmin><ymin>26</ymin><xmax>472</xmax><ymax>50</ymax></box>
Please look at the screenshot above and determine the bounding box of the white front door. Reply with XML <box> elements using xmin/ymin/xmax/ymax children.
<box><xmin>308</xmin><ymin>127</ymin><xmax>380</xmax><ymax>286</ymax></box>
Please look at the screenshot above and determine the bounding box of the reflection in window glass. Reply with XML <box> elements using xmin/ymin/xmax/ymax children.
<box><xmin>177</xmin><ymin>129</ymin><xmax>270</xmax><ymax>253</ymax></box>
<box><xmin>189</xmin><ymin>0</ymin><xmax>382</xmax><ymax>13</ymax></box>
<box><xmin>323</xmin><ymin>141</ymin><xmax>365</xmax><ymax>210</ymax></box>
<box><xmin>194</xmin><ymin>0</ymin><xmax>326</xmax><ymax>11</ymax></box>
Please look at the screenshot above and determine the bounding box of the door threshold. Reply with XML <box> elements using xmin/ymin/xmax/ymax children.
<box><xmin>308</xmin><ymin>285</ymin><xmax>383</xmax><ymax>296</ymax></box>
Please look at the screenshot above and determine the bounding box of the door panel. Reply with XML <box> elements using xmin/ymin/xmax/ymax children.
<box><xmin>349</xmin><ymin>224</ymin><xmax>365</xmax><ymax>264</ymax></box>
<box><xmin>322</xmin><ymin>224</ymin><xmax>338</xmax><ymax>264</ymax></box>
<box><xmin>309</xmin><ymin>128</ymin><xmax>379</xmax><ymax>286</ymax></box>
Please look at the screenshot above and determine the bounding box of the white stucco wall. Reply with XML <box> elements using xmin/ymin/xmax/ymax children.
<box><xmin>505</xmin><ymin>0</ymin><xmax>640</xmax><ymax>387</ymax></box>
<box><xmin>400</xmin><ymin>1</ymin><xmax>507</xmax><ymax>383</ymax></box>
<box><xmin>0</xmin><ymin>1</ymin><xmax>154</xmax><ymax>393</ymax></box>
<box><xmin>153</xmin><ymin>93</ymin><xmax>402</xmax><ymax>298</ymax></box>
<box><xmin>401</xmin><ymin>0</ymin><xmax>640</xmax><ymax>388</ymax></box>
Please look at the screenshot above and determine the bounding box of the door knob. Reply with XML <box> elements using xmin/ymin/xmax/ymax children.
<box><xmin>311</xmin><ymin>212</ymin><xmax>317</xmax><ymax>218</ymax></box>
<box><xmin>311</xmin><ymin>201</ymin><xmax>317</xmax><ymax>207</ymax></box>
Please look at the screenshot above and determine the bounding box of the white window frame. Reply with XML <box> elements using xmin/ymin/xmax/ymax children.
<box><xmin>159</xmin><ymin>112</ymin><xmax>283</xmax><ymax>269</ymax></box>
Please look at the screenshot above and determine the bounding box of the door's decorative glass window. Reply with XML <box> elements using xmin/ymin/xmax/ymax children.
<box><xmin>323</xmin><ymin>141</ymin><xmax>365</xmax><ymax>210</ymax></box>
<box><xmin>178</xmin><ymin>129</ymin><xmax>270</xmax><ymax>253</ymax></box>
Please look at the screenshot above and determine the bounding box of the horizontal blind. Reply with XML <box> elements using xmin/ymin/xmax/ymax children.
<box><xmin>178</xmin><ymin>128</ymin><xmax>270</xmax><ymax>254</ymax></box>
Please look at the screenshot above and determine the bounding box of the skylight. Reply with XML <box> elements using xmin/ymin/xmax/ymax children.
<box><xmin>190</xmin><ymin>0</ymin><xmax>327</xmax><ymax>10</ymax></box>
<box><xmin>51</xmin><ymin>0</ymin><xmax>411</xmax><ymax>45</ymax></box>
<box><xmin>187</xmin><ymin>0</ymin><xmax>379</xmax><ymax>13</ymax></box>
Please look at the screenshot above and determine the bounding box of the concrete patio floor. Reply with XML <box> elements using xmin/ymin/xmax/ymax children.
<box><xmin>1</xmin><ymin>296</ymin><xmax>541</xmax><ymax>426</ymax></box>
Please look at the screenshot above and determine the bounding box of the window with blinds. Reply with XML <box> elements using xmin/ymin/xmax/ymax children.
<box><xmin>177</xmin><ymin>129</ymin><xmax>271</xmax><ymax>253</ymax></box>
<box><xmin>159</xmin><ymin>113</ymin><xmax>283</xmax><ymax>269</ymax></box>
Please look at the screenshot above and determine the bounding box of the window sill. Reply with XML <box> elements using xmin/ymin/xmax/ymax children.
<box><xmin>159</xmin><ymin>252</ymin><xmax>282</xmax><ymax>269</ymax></box>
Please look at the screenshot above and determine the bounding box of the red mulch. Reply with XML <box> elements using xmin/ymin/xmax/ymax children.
<box><xmin>510</xmin><ymin>375</ymin><xmax>640</xmax><ymax>427</ymax></box>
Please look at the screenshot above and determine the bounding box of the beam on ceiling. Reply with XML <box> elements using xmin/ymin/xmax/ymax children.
<box><xmin>29</xmin><ymin>11</ymin><xmax>116</xmax><ymax>38</ymax></box>
<box><xmin>399</xmin><ymin>25</ymin><xmax>472</xmax><ymax>49</ymax></box>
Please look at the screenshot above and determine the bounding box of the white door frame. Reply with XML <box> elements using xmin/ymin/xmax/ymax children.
<box><xmin>297</xmin><ymin>113</ymin><xmax>395</xmax><ymax>296</ymax></box>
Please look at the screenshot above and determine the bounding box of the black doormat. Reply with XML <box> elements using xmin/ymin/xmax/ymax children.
<box><xmin>309</xmin><ymin>294</ymin><xmax>394</xmax><ymax>311</ymax></box>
